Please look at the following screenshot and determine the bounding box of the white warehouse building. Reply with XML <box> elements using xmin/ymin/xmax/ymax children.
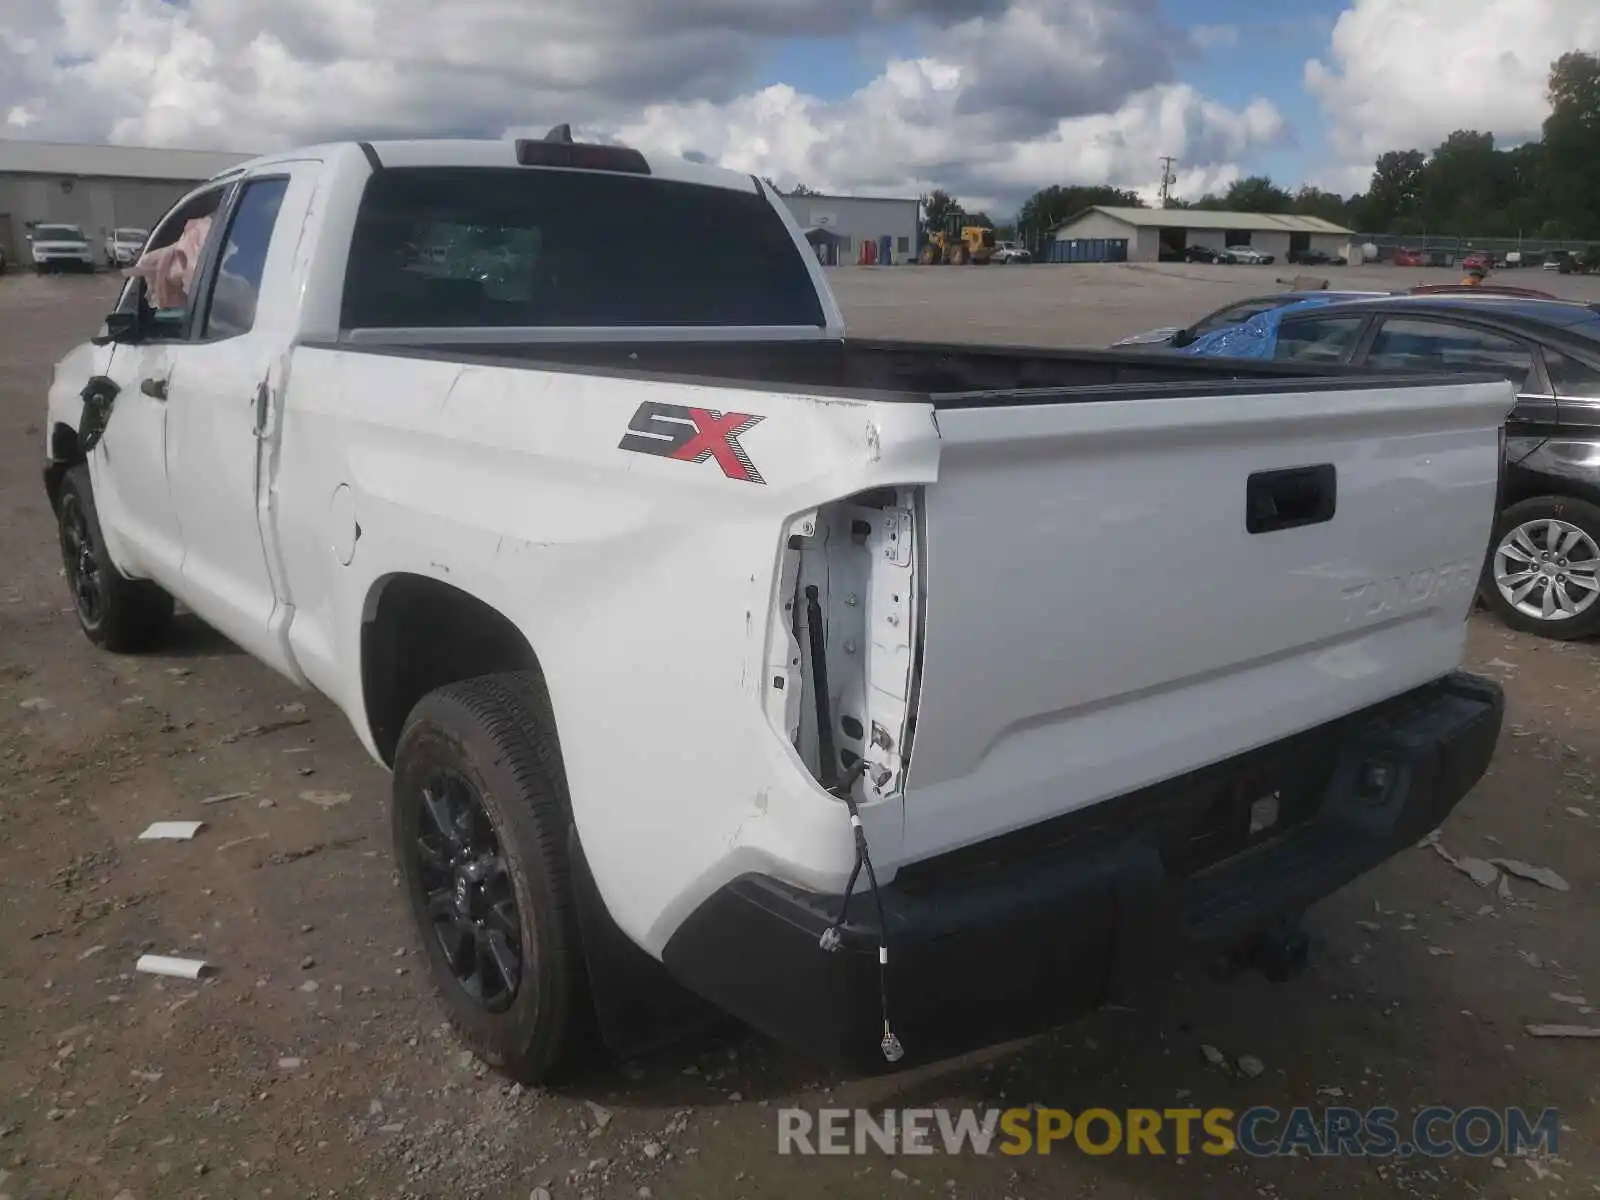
<box><xmin>778</xmin><ymin>191</ymin><xmax>920</xmax><ymax>267</ymax></box>
<box><xmin>1049</xmin><ymin>206</ymin><xmax>1354</xmax><ymax>265</ymax></box>
<box><xmin>0</xmin><ymin>139</ymin><xmax>254</xmax><ymax>266</ymax></box>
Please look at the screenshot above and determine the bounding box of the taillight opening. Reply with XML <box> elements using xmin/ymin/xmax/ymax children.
<box><xmin>763</xmin><ymin>486</ymin><xmax>924</xmax><ymax>803</ymax></box>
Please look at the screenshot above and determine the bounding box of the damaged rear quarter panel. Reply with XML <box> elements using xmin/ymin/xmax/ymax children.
<box><xmin>271</xmin><ymin>345</ymin><xmax>940</xmax><ymax>952</ymax></box>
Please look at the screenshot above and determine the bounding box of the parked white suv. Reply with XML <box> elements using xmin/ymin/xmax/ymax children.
<box><xmin>28</xmin><ymin>223</ymin><xmax>94</xmax><ymax>273</ymax></box>
<box><xmin>992</xmin><ymin>240</ymin><xmax>1032</xmax><ymax>264</ymax></box>
<box><xmin>104</xmin><ymin>227</ymin><xmax>149</xmax><ymax>267</ymax></box>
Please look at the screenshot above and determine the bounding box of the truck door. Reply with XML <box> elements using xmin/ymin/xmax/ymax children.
<box><xmin>88</xmin><ymin>184</ymin><xmax>233</xmax><ymax>589</ymax></box>
<box><xmin>161</xmin><ymin>163</ymin><xmax>318</xmax><ymax>680</ymax></box>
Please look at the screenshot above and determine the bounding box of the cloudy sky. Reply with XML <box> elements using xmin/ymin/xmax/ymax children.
<box><xmin>1</xmin><ymin>0</ymin><xmax>1596</xmax><ymax>212</ymax></box>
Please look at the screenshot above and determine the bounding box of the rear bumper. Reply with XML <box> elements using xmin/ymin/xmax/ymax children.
<box><xmin>660</xmin><ymin>671</ymin><xmax>1503</xmax><ymax>1071</ymax></box>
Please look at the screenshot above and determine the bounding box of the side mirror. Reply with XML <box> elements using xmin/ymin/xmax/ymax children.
<box><xmin>92</xmin><ymin>309</ymin><xmax>143</xmax><ymax>346</ymax></box>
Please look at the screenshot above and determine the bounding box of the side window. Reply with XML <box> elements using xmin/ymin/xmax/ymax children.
<box><xmin>202</xmin><ymin>177</ymin><xmax>290</xmax><ymax>340</ymax></box>
<box><xmin>1365</xmin><ymin>317</ymin><xmax>1537</xmax><ymax>390</ymax></box>
<box><xmin>1542</xmin><ymin>348</ymin><xmax>1600</xmax><ymax>399</ymax></box>
<box><xmin>120</xmin><ymin>186</ymin><xmax>231</xmax><ymax>340</ymax></box>
<box><xmin>1273</xmin><ymin>316</ymin><xmax>1367</xmax><ymax>364</ymax></box>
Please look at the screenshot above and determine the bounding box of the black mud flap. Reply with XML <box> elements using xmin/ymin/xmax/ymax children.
<box><xmin>565</xmin><ymin>826</ymin><xmax>727</xmax><ymax>1059</ymax></box>
<box><xmin>78</xmin><ymin>375</ymin><xmax>120</xmax><ymax>454</ymax></box>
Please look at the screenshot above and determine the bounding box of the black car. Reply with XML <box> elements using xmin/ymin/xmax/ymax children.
<box><xmin>1246</xmin><ymin>294</ymin><xmax>1600</xmax><ymax>640</ymax></box>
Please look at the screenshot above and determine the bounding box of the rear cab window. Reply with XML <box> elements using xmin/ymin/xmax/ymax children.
<box><xmin>340</xmin><ymin>168</ymin><xmax>826</xmax><ymax>330</ymax></box>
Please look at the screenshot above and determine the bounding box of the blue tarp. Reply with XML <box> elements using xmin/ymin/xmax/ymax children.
<box><xmin>1177</xmin><ymin>294</ymin><xmax>1349</xmax><ymax>360</ymax></box>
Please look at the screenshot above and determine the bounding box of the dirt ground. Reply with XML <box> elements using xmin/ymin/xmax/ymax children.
<box><xmin>1</xmin><ymin>266</ymin><xmax>1597</xmax><ymax>1200</ymax></box>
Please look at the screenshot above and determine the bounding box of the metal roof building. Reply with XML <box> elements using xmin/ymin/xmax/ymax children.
<box><xmin>1050</xmin><ymin>205</ymin><xmax>1356</xmax><ymax>265</ymax></box>
<box><xmin>0</xmin><ymin>139</ymin><xmax>254</xmax><ymax>268</ymax></box>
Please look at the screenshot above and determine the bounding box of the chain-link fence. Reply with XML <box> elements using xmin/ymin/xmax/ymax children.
<box><xmin>1350</xmin><ymin>233</ymin><xmax>1598</xmax><ymax>266</ymax></box>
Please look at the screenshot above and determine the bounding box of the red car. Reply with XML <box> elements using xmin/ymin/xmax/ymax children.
<box><xmin>1392</xmin><ymin>248</ymin><xmax>1426</xmax><ymax>267</ymax></box>
<box><xmin>1409</xmin><ymin>282</ymin><xmax>1557</xmax><ymax>300</ymax></box>
<box><xmin>1460</xmin><ymin>251</ymin><xmax>1492</xmax><ymax>272</ymax></box>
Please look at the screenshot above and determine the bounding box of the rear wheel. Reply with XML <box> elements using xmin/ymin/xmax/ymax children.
<box><xmin>392</xmin><ymin>672</ymin><xmax>590</xmax><ymax>1083</ymax></box>
<box><xmin>56</xmin><ymin>466</ymin><xmax>174</xmax><ymax>652</ymax></box>
<box><xmin>1480</xmin><ymin>496</ymin><xmax>1600</xmax><ymax>640</ymax></box>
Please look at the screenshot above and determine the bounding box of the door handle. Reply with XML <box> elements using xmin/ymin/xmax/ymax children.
<box><xmin>1246</xmin><ymin>464</ymin><xmax>1337</xmax><ymax>534</ymax></box>
<box><xmin>140</xmin><ymin>377</ymin><xmax>168</xmax><ymax>401</ymax></box>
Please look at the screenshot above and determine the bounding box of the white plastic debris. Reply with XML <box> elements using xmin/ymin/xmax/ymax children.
<box><xmin>1525</xmin><ymin>1024</ymin><xmax>1600</xmax><ymax>1039</ymax></box>
<box><xmin>200</xmin><ymin>791</ymin><xmax>250</xmax><ymax>806</ymax></box>
<box><xmin>1488</xmin><ymin>859</ymin><xmax>1570</xmax><ymax>893</ymax></box>
<box><xmin>139</xmin><ymin>821</ymin><xmax>205</xmax><ymax>841</ymax></box>
<box><xmin>136</xmin><ymin>954</ymin><xmax>210</xmax><ymax>979</ymax></box>
<box><xmin>1236</xmin><ymin>1055</ymin><xmax>1266</xmax><ymax>1078</ymax></box>
<box><xmin>1201</xmin><ymin>1044</ymin><xmax>1226</xmax><ymax>1066</ymax></box>
<box><xmin>299</xmin><ymin>790</ymin><xmax>351</xmax><ymax>809</ymax></box>
<box><xmin>1551</xmin><ymin>993</ymin><xmax>1589</xmax><ymax>1007</ymax></box>
<box><xmin>1452</xmin><ymin>856</ymin><xmax>1499</xmax><ymax>887</ymax></box>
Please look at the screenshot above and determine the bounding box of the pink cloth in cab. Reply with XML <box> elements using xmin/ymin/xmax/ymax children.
<box><xmin>125</xmin><ymin>215</ymin><xmax>212</xmax><ymax>309</ymax></box>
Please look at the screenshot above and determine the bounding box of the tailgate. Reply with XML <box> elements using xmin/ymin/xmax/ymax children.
<box><xmin>900</xmin><ymin>374</ymin><xmax>1512</xmax><ymax>864</ymax></box>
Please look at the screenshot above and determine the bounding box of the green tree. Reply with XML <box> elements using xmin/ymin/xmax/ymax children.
<box><xmin>1418</xmin><ymin>130</ymin><xmax>1508</xmax><ymax>234</ymax></box>
<box><xmin>1015</xmin><ymin>184</ymin><xmax>1144</xmax><ymax>236</ymax></box>
<box><xmin>1221</xmin><ymin>175</ymin><xmax>1293</xmax><ymax>213</ymax></box>
<box><xmin>1366</xmin><ymin>149</ymin><xmax>1427</xmax><ymax>227</ymax></box>
<box><xmin>1542</xmin><ymin>50</ymin><xmax>1600</xmax><ymax>237</ymax></box>
<box><xmin>1289</xmin><ymin>186</ymin><xmax>1352</xmax><ymax>225</ymax></box>
<box><xmin>919</xmin><ymin>189</ymin><xmax>963</xmax><ymax>235</ymax></box>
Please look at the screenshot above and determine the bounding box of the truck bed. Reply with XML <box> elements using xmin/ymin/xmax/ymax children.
<box><xmin>313</xmin><ymin>336</ymin><xmax>1395</xmax><ymax>406</ymax></box>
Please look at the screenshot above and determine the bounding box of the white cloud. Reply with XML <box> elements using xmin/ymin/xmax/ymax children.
<box><xmin>1307</xmin><ymin>0</ymin><xmax>1600</xmax><ymax>166</ymax></box>
<box><xmin>2</xmin><ymin>0</ymin><xmax>1289</xmax><ymax>212</ymax></box>
<box><xmin>614</xmin><ymin>69</ymin><xmax>1285</xmax><ymax>211</ymax></box>
<box><xmin>1191</xmin><ymin>24</ymin><xmax>1240</xmax><ymax>50</ymax></box>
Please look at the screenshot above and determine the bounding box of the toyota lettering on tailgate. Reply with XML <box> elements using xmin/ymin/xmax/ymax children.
<box><xmin>618</xmin><ymin>401</ymin><xmax>767</xmax><ymax>485</ymax></box>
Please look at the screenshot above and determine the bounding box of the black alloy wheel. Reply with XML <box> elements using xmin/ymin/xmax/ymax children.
<box><xmin>411</xmin><ymin>767</ymin><xmax>524</xmax><ymax>1012</ymax></box>
<box><xmin>59</xmin><ymin>487</ymin><xmax>106</xmax><ymax>633</ymax></box>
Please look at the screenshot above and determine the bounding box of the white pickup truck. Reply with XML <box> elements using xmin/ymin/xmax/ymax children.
<box><xmin>44</xmin><ymin>129</ymin><xmax>1508</xmax><ymax>1080</ymax></box>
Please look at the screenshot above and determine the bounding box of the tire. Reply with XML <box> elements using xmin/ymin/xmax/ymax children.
<box><xmin>392</xmin><ymin>672</ymin><xmax>590</xmax><ymax>1084</ymax></box>
<box><xmin>1479</xmin><ymin>496</ymin><xmax>1600</xmax><ymax>640</ymax></box>
<box><xmin>56</xmin><ymin>465</ymin><xmax>175</xmax><ymax>652</ymax></box>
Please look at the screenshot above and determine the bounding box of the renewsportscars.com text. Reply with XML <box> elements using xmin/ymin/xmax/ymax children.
<box><xmin>777</xmin><ymin>1106</ymin><xmax>1560</xmax><ymax>1159</ymax></box>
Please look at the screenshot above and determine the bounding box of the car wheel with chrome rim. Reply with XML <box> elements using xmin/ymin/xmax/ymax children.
<box><xmin>1480</xmin><ymin>496</ymin><xmax>1600</xmax><ymax>640</ymax></box>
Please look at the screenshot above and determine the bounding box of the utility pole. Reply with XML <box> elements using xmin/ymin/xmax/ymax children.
<box><xmin>1158</xmin><ymin>156</ymin><xmax>1177</xmax><ymax>208</ymax></box>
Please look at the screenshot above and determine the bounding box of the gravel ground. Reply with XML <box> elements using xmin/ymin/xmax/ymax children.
<box><xmin>0</xmin><ymin>265</ymin><xmax>1596</xmax><ymax>1200</ymax></box>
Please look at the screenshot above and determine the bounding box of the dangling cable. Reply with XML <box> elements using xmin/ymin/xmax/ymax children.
<box><xmin>804</xmin><ymin>585</ymin><xmax>903</xmax><ymax>1063</ymax></box>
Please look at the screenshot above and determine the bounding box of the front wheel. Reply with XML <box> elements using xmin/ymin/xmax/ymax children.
<box><xmin>56</xmin><ymin>466</ymin><xmax>174</xmax><ymax>652</ymax></box>
<box><xmin>1480</xmin><ymin>496</ymin><xmax>1600</xmax><ymax>640</ymax></box>
<box><xmin>392</xmin><ymin>672</ymin><xmax>590</xmax><ymax>1083</ymax></box>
